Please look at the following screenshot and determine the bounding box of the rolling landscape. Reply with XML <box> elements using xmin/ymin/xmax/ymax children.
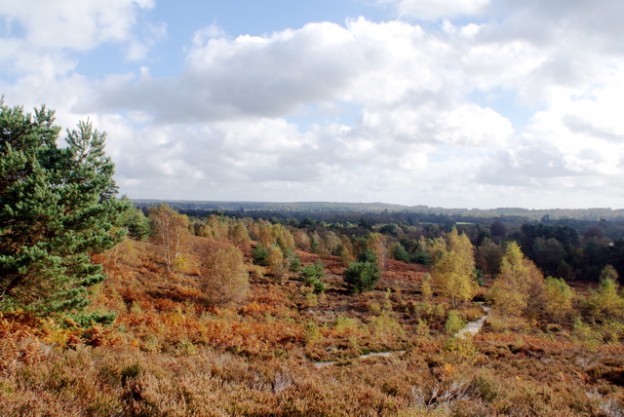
<box><xmin>3</xmin><ymin>1</ymin><xmax>624</xmax><ymax>416</ymax></box>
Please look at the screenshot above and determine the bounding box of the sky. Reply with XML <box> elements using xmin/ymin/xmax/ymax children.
<box><xmin>2</xmin><ymin>0</ymin><xmax>624</xmax><ymax>209</ymax></box>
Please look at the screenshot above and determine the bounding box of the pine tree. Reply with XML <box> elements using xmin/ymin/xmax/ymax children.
<box><xmin>0</xmin><ymin>101</ymin><xmax>128</xmax><ymax>315</ymax></box>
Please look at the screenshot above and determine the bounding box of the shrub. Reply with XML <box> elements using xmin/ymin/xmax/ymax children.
<box><xmin>444</xmin><ymin>335</ymin><xmax>477</xmax><ymax>360</ymax></box>
<box><xmin>370</xmin><ymin>312</ymin><xmax>404</xmax><ymax>339</ymax></box>
<box><xmin>303</xmin><ymin>321</ymin><xmax>321</xmax><ymax>346</ymax></box>
<box><xmin>301</xmin><ymin>261</ymin><xmax>324</xmax><ymax>283</ymax></box>
<box><xmin>288</xmin><ymin>253</ymin><xmax>301</xmax><ymax>272</ymax></box>
<box><xmin>421</xmin><ymin>274</ymin><xmax>433</xmax><ymax>300</ymax></box>
<box><xmin>252</xmin><ymin>244</ymin><xmax>270</xmax><ymax>266</ymax></box>
<box><xmin>358</xmin><ymin>249</ymin><xmax>377</xmax><ymax>263</ymax></box>
<box><xmin>585</xmin><ymin>267</ymin><xmax>624</xmax><ymax>322</ymax></box>
<box><xmin>393</xmin><ymin>244</ymin><xmax>411</xmax><ymax>263</ymax></box>
<box><xmin>344</xmin><ymin>261</ymin><xmax>380</xmax><ymax>294</ymax></box>
<box><xmin>544</xmin><ymin>276</ymin><xmax>575</xmax><ymax>323</ymax></box>
<box><xmin>300</xmin><ymin>261</ymin><xmax>325</xmax><ymax>294</ymax></box>
<box><xmin>573</xmin><ymin>317</ymin><xmax>601</xmax><ymax>346</ymax></box>
<box><xmin>304</xmin><ymin>291</ymin><xmax>318</xmax><ymax>307</ymax></box>
<box><xmin>411</xmin><ymin>251</ymin><xmax>432</xmax><ymax>265</ymax></box>
<box><xmin>445</xmin><ymin>310</ymin><xmax>466</xmax><ymax>334</ymax></box>
<box><xmin>416</xmin><ymin>319</ymin><xmax>430</xmax><ymax>337</ymax></box>
<box><xmin>311</xmin><ymin>279</ymin><xmax>326</xmax><ymax>295</ymax></box>
<box><xmin>335</xmin><ymin>315</ymin><xmax>361</xmax><ymax>333</ymax></box>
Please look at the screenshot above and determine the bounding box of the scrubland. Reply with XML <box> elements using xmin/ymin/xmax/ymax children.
<box><xmin>2</xmin><ymin>217</ymin><xmax>624</xmax><ymax>417</ymax></box>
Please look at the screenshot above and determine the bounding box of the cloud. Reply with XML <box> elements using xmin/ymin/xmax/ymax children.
<box><xmin>377</xmin><ymin>0</ymin><xmax>489</xmax><ymax>20</ymax></box>
<box><xmin>71</xmin><ymin>11</ymin><xmax>624</xmax><ymax>207</ymax></box>
<box><xmin>361</xmin><ymin>103</ymin><xmax>513</xmax><ymax>147</ymax></box>
<box><xmin>126</xmin><ymin>21</ymin><xmax>168</xmax><ymax>62</ymax></box>
<box><xmin>94</xmin><ymin>20</ymin><xmax>377</xmax><ymax>121</ymax></box>
<box><xmin>0</xmin><ymin>0</ymin><xmax>153</xmax><ymax>50</ymax></box>
<box><xmin>4</xmin><ymin>2</ymin><xmax>624</xmax><ymax>208</ymax></box>
<box><xmin>91</xmin><ymin>18</ymin><xmax>485</xmax><ymax>121</ymax></box>
<box><xmin>476</xmin><ymin>63</ymin><xmax>624</xmax><ymax>201</ymax></box>
<box><xmin>0</xmin><ymin>0</ymin><xmax>160</xmax><ymax>81</ymax></box>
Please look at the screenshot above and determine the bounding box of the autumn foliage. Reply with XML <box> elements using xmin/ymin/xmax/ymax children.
<box><xmin>3</xmin><ymin>207</ymin><xmax>624</xmax><ymax>417</ymax></box>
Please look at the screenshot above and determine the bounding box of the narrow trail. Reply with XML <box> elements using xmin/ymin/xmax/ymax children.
<box><xmin>455</xmin><ymin>304</ymin><xmax>491</xmax><ymax>339</ymax></box>
<box><xmin>314</xmin><ymin>303</ymin><xmax>491</xmax><ymax>368</ymax></box>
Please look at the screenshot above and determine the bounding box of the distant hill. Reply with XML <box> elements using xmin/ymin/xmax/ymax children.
<box><xmin>133</xmin><ymin>199</ymin><xmax>624</xmax><ymax>222</ymax></box>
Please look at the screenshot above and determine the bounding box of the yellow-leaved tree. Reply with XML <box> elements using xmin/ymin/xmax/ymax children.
<box><xmin>339</xmin><ymin>235</ymin><xmax>355</xmax><ymax>267</ymax></box>
<box><xmin>586</xmin><ymin>265</ymin><xmax>624</xmax><ymax>322</ymax></box>
<box><xmin>267</xmin><ymin>245</ymin><xmax>288</xmax><ymax>283</ymax></box>
<box><xmin>489</xmin><ymin>242</ymin><xmax>546</xmax><ymax>318</ymax></box>
<box><xmin>367</xmin><ymin>232</ymin><xmax>389</xmax><ymax>271</ymax></box>
<box><xmin>544</xmin><ymin>276</ymin><xmax>575</xmax><ymax>324</ymax></box>
<box><xmin>432</xmin><ymin>228</ymin><xmax>478</xmax><ymax>307</ymax></box>
<box><xmin>229</xmin><ymin>221</ymin><xmax>251</xmax><ymax>254</ymax></box>
<box><xmin>200</xmin><ymin>243</ymin><xmax>249</xmax><ymax>305</ymax></box>
<box><xmin>149</xmin><ymin>204</ymin><xmax>190</xmax><ymax>271</ymax></box>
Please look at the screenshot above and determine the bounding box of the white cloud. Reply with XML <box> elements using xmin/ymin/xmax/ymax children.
<box><xmin>378</xmin><ymin>0</ymin><xmax>489</xmax><ymax>20</ymax></box>
<box><xmin>0</xmin><ymin>0</ymin><xmax>153</xmax><ymax>50</ymax></box>
<box><xmin>68</xmin><ymin>10</ymin><xmax>624</xmax><ymax>207</ymax></box>
<box><xmin>126</xmin><ymin>21</ymin><xmax>167</xmax><ymax>62</ymax></box>
<box><xmin>93</xmin><ymin>19</ymin><xmax>457</xmax><ymax>120</ymax></box>
<box><xmin>5</xmin><ymin>2</ymin><xmax>624</xmax><ymax>208</ymax></box>
<box><xmin>0</xmin><ymin>0</ymin><xmax>160</xmax><ymax>82</ymax></box>
<box><xmin>361</xmin><ymin>104</ymin><xmax>513</xmax><ymax>147</ymax></box>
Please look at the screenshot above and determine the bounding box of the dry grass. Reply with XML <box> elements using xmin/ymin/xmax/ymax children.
<box><xmin>2</xmin><ymin>237</ymin><xmax>624</xmax><ymax>416</ymax></box>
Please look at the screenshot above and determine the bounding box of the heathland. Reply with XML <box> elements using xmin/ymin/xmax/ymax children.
<box><xmin>2</xmin><ymin>102</ymin><xmax>624</xmax><ymax>416</ymax></box>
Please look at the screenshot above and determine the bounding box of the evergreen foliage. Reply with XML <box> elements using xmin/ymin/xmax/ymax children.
<box><xmin>0</xmin><ymin>101</ymin><xmax>127</xmax><ymax>315</ymax></box>
<box><xmin>252</xmin><ymin>244</ymin><xmax>270</xmax><ymax>266</ymax></box>
<box><xmin>287</xmin><ymin>252</ymin><xmax>302</xmax><ymax>272</ymax></box>
<box><xmin>300</xmin><ymin>261</ymin><xmax>325</xmax><ymax>294</ymax></box>
<box><xmin>118</xmin><ymin>202</ymin><xmax>150</xmax><ymax>240</ymax></box>
<box><xmin>357</xmin><ymin>249</ymin><xmax>377</xmax><ymax>264</ymax></box>
<box><xmin>344</xmin><ymin>259</ymin><xmax>381</xmax><ymax>294</ymax></box>
<box><xmin>393</xmin><ymin>243</ymin><xmax>411</xmax><ymax>263</ymax></box>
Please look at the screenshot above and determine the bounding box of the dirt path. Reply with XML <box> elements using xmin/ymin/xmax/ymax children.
<box><xmin>314</xmin><ymin>304</ymin><xmax>491</xmax><ymax>368</ymax></box>
<box><xmin>455</xmin><ymin>304</ymin><xmax>490</xmax><ymax>339</ymax></box>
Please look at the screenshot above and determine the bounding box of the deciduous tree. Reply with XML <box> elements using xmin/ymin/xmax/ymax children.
<box><xmin>267</xmin><ymin>245</ymin><xmax>288</xmax><ymax>282</ymax></box>
<box><xmin>544</xmin><ymin>276</ymin><xmax>575</xmax><ymax>324</ymax></box>
<box><xmin>432</xmin><ymin>229</ymin><xmax>478</xmax><ymax>307</ymax></box>
<box><xmin>149</xmin><ymin>204</ymin><xmax>189</xmax><ymax>271</ymax></box>
<box><xmin>489</xmin><ymin>242</ymin><xmax>546</xmax><ymax>318</ymax></box>
<box><xmin>200</xmin><ymin>244</ymin><xmax>249</xmax><ymax>305</ymax></box>
<box><xmin>586</xmin><ymin>265</ymin><xmax>624</xmax><ymax>321</ymax></box>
